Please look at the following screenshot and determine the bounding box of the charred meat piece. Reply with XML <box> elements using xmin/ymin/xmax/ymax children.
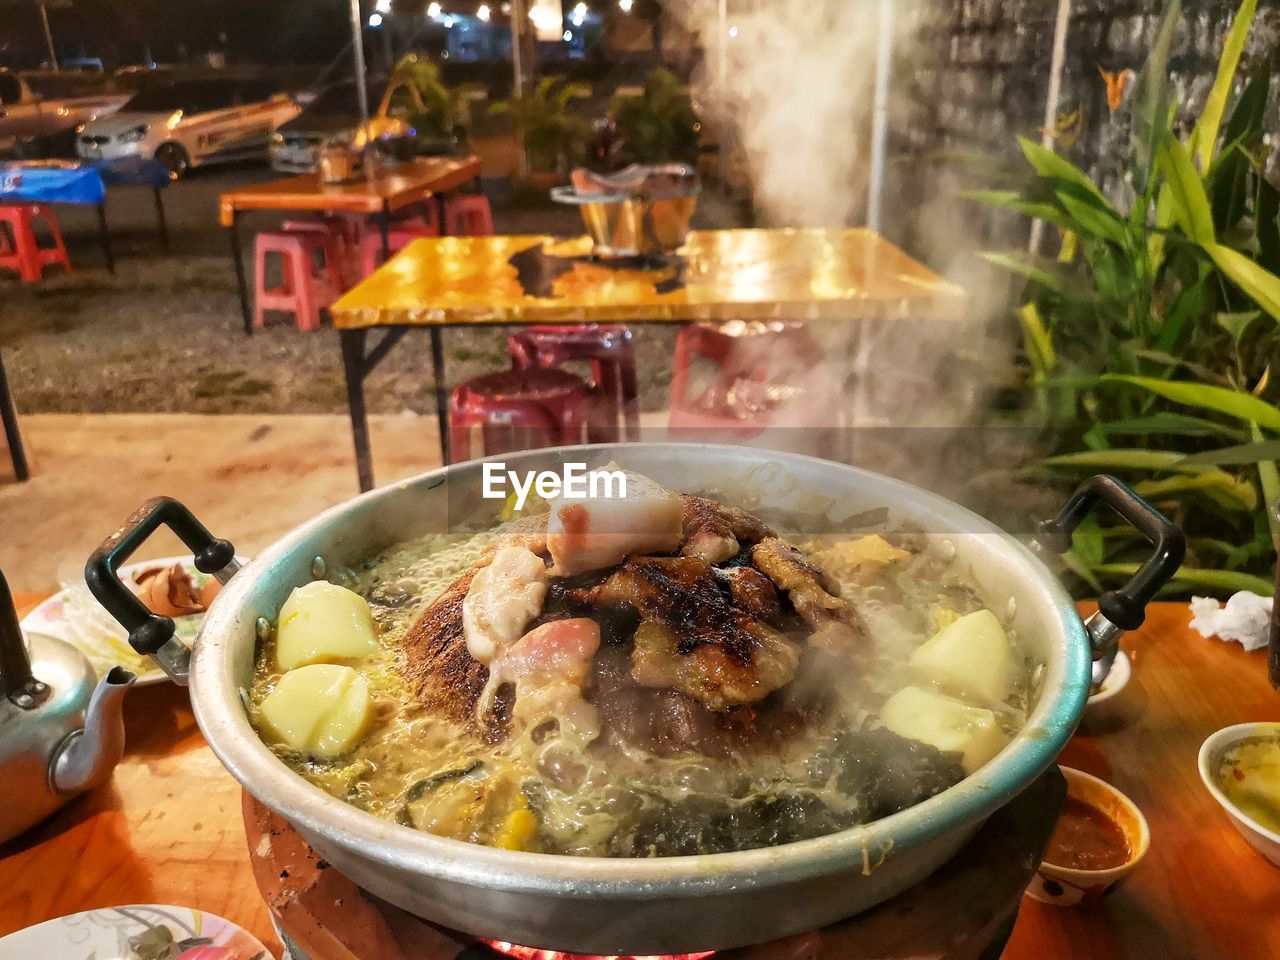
<box><xmin>680</xmin><ymin>495</ymin><xmax>774</xmax><ymax>563</ymax></box>
<box><xmin>751</xmin><ymin>538</ymin><xmax>868</xmax><ymax>651</ymax></box>
<box><xmin>398</xmin><ymin>567</ymin><xmax>494</xmax><ymax>730</ymax></box>
<box><xmin>565</xmin><ymin>556</ymin><xmax>800</xmax><ymax>710</ymax></box>
<box><xmin>717</xmin><ymin>566</ymin><xmax>780</xmax><ymax>625</ymax></box>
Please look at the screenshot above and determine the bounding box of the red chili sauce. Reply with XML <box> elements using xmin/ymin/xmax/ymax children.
<box><xmin>1044</xmin><ymin>796</ymin><xmax>1131</xmax><ymax>871</ymax></box>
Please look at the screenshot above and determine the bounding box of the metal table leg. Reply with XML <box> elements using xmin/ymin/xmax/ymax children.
<box><xmin>96</xmin><ymin>202</ymin><xmax>115</xmax><ymax>274</ymax></box>
<box><xmin>430</xmin><ymin>327</ymin><xmax>451</xmax><ymax>464</ymax></box>
<box><xmin>339</xmin><ymin>326</ymin><xmax>411</xmax><ymax>492</ymax></box>
<box><xmin>153</xmin><ymin>188</ymin><xmax>170</xmax><ymax>251</ymax></box>
<box><xmin>341</xmin><ymin>329</ymin><xmax>374</xmax><ymax>492</ymax></box>
<box><xmin>0</xmin><ymin>351</ymin><xmax>30</xmax><ymax>483</ymax></box>
<box><xmin>227</xmin><ymin>210</ymin><xmax>253</xmax><ymax>336</ymax></box>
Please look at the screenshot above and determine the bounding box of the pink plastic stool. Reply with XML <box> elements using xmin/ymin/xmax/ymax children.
<box><xmin>358</xmin><ymin>217</ymin><xmax>440</xmax><ymax>278</ymax></box>
<box><xmin>509</xmin><ymin>324</ymin><xmax>639</xmax><ymax>442</ymax></box>
<box><xmin>449</xmin><ymin>367</ymin><xmax>588</xmax><ymax>463</ymax></box>
<box><xmin>0</xmin><ymin>204</ymin><xmax>71</xmax><ymax>283</ymax></box>
<box><xmin>253</xmin><ymin>230</ymin><xmax>339</xmax><ymax>331</ymax></box>
<box><xmin>282</xmin><ymin>219</ymin><xmax>351</xmax><ymax>290</ymax></box>
<box><xmin>443</xmin><ymin>193</ymin><xmax>494</xmax><ymax>236</ymax></box>
<box><xmin>668</xmin><ymin>321</ymin><xmax>825</xmax><ymax>440</ymax></box>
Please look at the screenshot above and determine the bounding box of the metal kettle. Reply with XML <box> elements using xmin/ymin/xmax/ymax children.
<box><xmin>0</xmin><ymin>567</ymin><xmax>135</xmax><ymax>843</ymax></box>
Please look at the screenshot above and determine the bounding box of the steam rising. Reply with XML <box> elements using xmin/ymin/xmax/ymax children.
<box><xmin>674</xmin><ymin>0</ymin><xmax>917</xmax><ymax>228</ymax></box>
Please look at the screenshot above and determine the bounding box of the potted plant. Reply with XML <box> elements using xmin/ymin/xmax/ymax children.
<box><xmin>609</xmin><ymin>67</ymin><xmax>701</xmax><ymax>166</ymax></box>
<box><xmin>975</xmin><ymin>0</ymin><xmax>1280</xmax><ymax>595</ymax></box>
<box><xmin>490</xmin><ymin>76</ymin><xmax>593</xmax><ymax>190</ymax></box>
<box><xmin>388</xmin><ymin>54</ymin><xmax>480</xmax><ymax>154</ymax></box>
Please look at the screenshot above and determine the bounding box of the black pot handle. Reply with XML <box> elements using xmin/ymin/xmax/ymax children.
<box><xmin>85</xmin><ymin>497</ymin><xmax>240</xmax><ymax>686</ymax></box>
<box><xmin>1035</xmin><ymin>475</ymin><xmax>1185</xmax><ymax>684</ymax></box>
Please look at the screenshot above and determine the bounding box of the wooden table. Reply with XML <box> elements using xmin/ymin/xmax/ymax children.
<box><xmin>328</xmin><ymin>228</ymin><xmax>969</xmax><ymax>489</ymax></box>
<box><xmin>217</xmin><ymin>155</ymin><xmax>481</xmax><ymax>336</ymax></box>
<box><xmin>3</xmin><ymin>599</ymin><xmax>1276</xmax><ymax>959</ymax></box>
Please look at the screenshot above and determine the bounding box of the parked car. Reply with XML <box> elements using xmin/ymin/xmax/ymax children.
<box><xmin>268</xmin><ymin>76</ymin><xmax>416</xmax><ymax>174</ymax></box>
<box><xmin>76</xmin><ymin>77</ymin><xmax>300</xmax><ymax>179</ymax></box>
<box><xmin>0</xmin><ymin>68</ymin><xmax>130</xmax><ymax>155</ymax></box>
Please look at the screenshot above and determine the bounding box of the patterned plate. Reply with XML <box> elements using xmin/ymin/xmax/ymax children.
<box><xmin>0</xmin><ymin>904</ymin><xmax>273</xmax><ymax>960</ymax></box>
<box><xmin>20</xmin><ymin>555</ymin><xmax>238</xmax><ymax>686</ymax></box>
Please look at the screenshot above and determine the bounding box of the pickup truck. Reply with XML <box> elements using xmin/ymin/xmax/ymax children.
<box><xmin>0</xmin><ymin>69</ymin><xmax>131</xmax><ymax>155</ymax></box>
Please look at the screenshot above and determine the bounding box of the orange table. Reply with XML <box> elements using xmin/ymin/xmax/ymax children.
<box><xmin>2</xmin><ymin>599</ymin><xmax>1276</xmax><ymax>959</ymax></box>
<box><xmin>327</xmin><ymin>228</ymin><xmax>970</xmax><ymax>489</ymax></box>
<box><xmin>217</xmin><ymin>155</ymin><xmax>481</xmax><ymax>336</ymax></box>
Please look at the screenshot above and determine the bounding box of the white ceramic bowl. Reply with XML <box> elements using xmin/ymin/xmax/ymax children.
<box><xmin>1083</xmin><ymin>649</ymin><xmax>1131</xmax><ymax>726</ymax></box>
<box><xmin>1025</xmin><ymin>765</ymin><xmax>1150</xmax><ymax>906</ymax></box>
<box><xmin>1198</xmin><ymin>722</ymin><xmax>1280</xmax><ymax>867</ymax></box>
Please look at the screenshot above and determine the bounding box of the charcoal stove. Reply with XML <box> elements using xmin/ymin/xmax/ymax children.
<box><xmin>242</xmin><ymin>769</ymin><xmax>1064</xmax><ymax>960</ymax></box>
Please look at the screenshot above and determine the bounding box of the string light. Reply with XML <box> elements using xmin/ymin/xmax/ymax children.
<box><xmin>368</xmin><ymin>12</ymin><xmax>384</xmax><ymax>26</ymax></box>
<box><xmin>728</xmin><ymin>24</ymin><xmax>738</xmax><ymax>37</ymax></box>
<box><xmin>477</xmin><ymin>3</ymin><xmax>491</xmax><ymax>20</ymax></box>
<box><xmin>427</xmin><ymin>1</ymin><xmax>442</xmax><ymax>17</ymax></box>
<box><xmin>563</xmin><ymin>28</ymin><xmax>573</xmax><ymax>40</ymax></box>
<box><xmin>618</xmin><ymin>0</ymin><xmax>633</xmax><ymax>10</ymax></box>
<box><xmin>569</xmin><ymin>1</ymin><xmax>587</xmax><ymax>26</ymax></box>
<box><xmin>375</xmin><ymin>0</ymin><xmax>391</xmax><ymax>13</ymax></box>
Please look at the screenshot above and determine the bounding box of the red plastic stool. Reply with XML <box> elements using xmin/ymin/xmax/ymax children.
<box><xmin>0</xmin><ymin>204</ymin><xmax>71</xmax><ymax>283</ymax></box>
<box><xmin>668</xmin><ymin>321</ymin><xmax>826</xmax><ymax>440</ymax></box>
<box><xmin>443</xmin><ymin>193</ymin><xmax>494</xmax><ymax>236</ymax></box>
<box><xmin>282</xmin><ymin>219</ymin><xmax>351</xmax><ymax>290</ymax></box>
<box><xmin>253</xmin><ymin>230</ymin><xmax>338</xmax><ymax>331</ymax></box>
<box><xmin>509</xmin><ymin>324</ymin><xmax>639</xmax><ymax>442</ymax></box>
<box><xmin>448</xmin><ymin>367</ymin><xmax>588</xmax><ymax>463</ymax></box>
<box><xmin>358</xmin><ymin>217</ymin><xmax>440</xmax><ymax>278</ymax></box>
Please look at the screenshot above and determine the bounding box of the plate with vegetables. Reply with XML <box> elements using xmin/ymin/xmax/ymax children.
<box><xmin>21</xmin><ymin>556</ymin><xmax>235</xmax><ymax>685</ymax></box>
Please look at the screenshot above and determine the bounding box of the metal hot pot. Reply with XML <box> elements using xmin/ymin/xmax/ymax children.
<box><xmin>86</xmin><ymin>444</ymin><xmax>1183</xmax><ymax>955</ymax></box>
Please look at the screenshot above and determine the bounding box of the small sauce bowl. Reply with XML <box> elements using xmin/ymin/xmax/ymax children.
<box><xmin>1025</xmin><ymin>765</ymin><xmax>1150</xmax><ymax>906</ymax></box>
<box><xmin>1083</xmin><ymin>649</ymin><xmax>1131</xmax><ymax>726</ymax></box>
<box><xmin>1198</xmin><ymin>722</ymin><xmax>1280</xmax><ymax>867</ymax></box>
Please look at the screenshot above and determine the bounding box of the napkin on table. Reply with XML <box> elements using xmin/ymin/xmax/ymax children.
<box><xmin>1189</xmin><ymin>591</ymin><xmax>1274</xmax><ymax>652</ymax></box>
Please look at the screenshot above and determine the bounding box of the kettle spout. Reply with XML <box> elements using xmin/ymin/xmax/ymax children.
<box><xmin>50</xmin><ymin>666</ymin><xmax>136</xmax><ymax>795</ymax></box>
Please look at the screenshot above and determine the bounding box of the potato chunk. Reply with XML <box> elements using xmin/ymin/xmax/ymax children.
<box><xmin>882</xmin><ymin>685</ymin><xmax>1008</xmax><ymax>774</ymax></box>
<box><xmin>276</xmin><ymin>580</ymin><xmax>379</xmax><ymax>671</ymax></box>
<box><xmin>909</xmin><ymin>608</ymin><xmax>1011</xmax><ymax>705</ymax></box>
<box><xmin>258</xmin><ymin>663</ymin><xmax>373</xmax><ymax>758</ymax></box>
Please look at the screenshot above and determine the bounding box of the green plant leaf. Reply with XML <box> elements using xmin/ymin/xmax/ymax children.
<box><xmin>1017</xmin><ymin>137</ymin><xmax>1115</xmax><ymax>211</ymax></box>
<box><xmin>1189</xmin><ymin>0</ymin><xmax>1258</xmax><ymax>168</ymax></box>
<box><xmin>1100</xmin><ymin>412</ymin><xmax>1247</xmax><ymax>440</ymax></box>
<box><xmin>1016</xmin><ymin>302</ymin><xmax>1056</xmax><ymax>379</ymax></box>
<box><xmin>1204</xmin><ymin>241</ymin><xmax>1280</xmax><ymax>322</ymax></box>
<box><xmin>1101</xmin><ymin>375</ymin><xmax>1280</xmax><ymax>431</ymax></box>
<box><xmin>964</xmin><ymin>190</ymin><xmax>1075</xmax><ymax>231</ymax></box>
<box><xmin>1251</xmin><ymin>422</ymin><xmax>1280</xmax><ymax>548</ymax></box>
<box><xmin>1042</xmin><ymin>449</ymin><xmax>1204</xmax><ymax>473</ymax></box>
<box><xmin>1157</xmin><ymin>139</ymin><xmax>1216</xmax><ymax>244</ymax></box>
<box><xmin>1134</xmin><ymin>472</ymin><xmax>1258</xmax><ymax>511</ymax></box>
<box><xmin>1256</xmin><ymin>174</ymin><xmax>1280</xmax><ymax>274</ymax></box>
<box><xmin>980</xmin><ymin>252</ymin><xmax>1063</xmax><ymax>294</ymax></box>
<box><xmin>1220</xmin><ymin>64</ymin><xmax>1271</xmax><ymax>151</ymax></box>
<box><xmin>1131</xmin><ymin>0</ymin><xmax>1181</xmax><ymax>189</ymax></box>
<box><xmin>1091</xmin><ymin>563</ymin><xmax>1274</xmax><ymax>596</ymax></box>
<box><xmin>1216</xmin><ymin>310</ymin><xmax>1263</xmax><ymax>344</ymax></box>
<box><xmin>1180</xmin><ymin>440</ymin><xmax>1280</xmax><ymax>465</ymax></box>
<box><xmin>1055</xmin><ymin>188</ymin><xmax>1129</xmax><ymax>246</ymax></box>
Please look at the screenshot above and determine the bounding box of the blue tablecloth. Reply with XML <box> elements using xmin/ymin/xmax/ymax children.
<box><xmin>0</xmin><ymin>158</ymin><xmax>169</xmax><ymax>205</ymax></box>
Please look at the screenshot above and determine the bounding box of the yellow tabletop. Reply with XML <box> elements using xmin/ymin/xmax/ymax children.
<box><xmin>218</xmin><ymin>155</ymin><xmax>481</xmax><ymax>227</ymax></box>
<box><xmin>329</xmin><ymin>228</ymin><xmax>969</xmax><ymax>329</ymax></box>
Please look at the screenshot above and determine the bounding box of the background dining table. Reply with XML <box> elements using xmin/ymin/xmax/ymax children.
<box><xmin>1</xmin><ymin>598</ymin><xmax>1275</xmax><ymax>959</ymax></box>
<box><xmin>327</xmin><ymin>228</ymin><xmax>972</xmax><ymax>490</ymax></box>
<box><xmin>217</xmin><ymin>154</ymin><xmax>482</xmax><ymax>336</ymax></box>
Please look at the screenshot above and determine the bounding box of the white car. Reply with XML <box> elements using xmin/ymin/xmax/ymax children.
<box><xmin>76</xmin><ymin>77</ymin><xmax>300</xmax><ymax>179</ymax></box>
<box><xmin>0</xmin><ymin>69</ymin><xmax>130</xmax><ymax>153</ymax></box>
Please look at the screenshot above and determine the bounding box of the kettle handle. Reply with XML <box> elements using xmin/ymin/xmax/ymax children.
<box><xmin>85</xmin><ymin>497</ymin><xmax>240</xmax><ymax>686</ymax></box>
<box><xmin>0</xmin><ymin>567</ymin><xmax>48</xmax><ymax>709</ymax></box>
<box><xmin>1035</xmin><ymin>475</ymin><xmax>1185</xmax><ymax>684</ymax></box>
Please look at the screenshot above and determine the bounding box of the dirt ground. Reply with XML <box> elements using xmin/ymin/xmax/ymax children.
<box><xmin>0</xmin><ymin>161</ymin><xmax>747</xmax><ymax>417</ymax></box>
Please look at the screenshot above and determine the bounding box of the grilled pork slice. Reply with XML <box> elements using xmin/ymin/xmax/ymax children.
<box><xmin>461</xmin><ymin>545</ymin><xmax>548</xmax><ymax>665</ymax></box>
<box><xmin>680</xmin><ymin>495</ymin><xmax>774</xmax><ymax>563</ymax></box>
<box><xmin>751</xmin><ymin>538</ymin><xmax>868</xmax><ymax>650</ymax></box>
<box><xmin>546</xmin><ymin>466</ymin><xmax>685</xmax><ymax>576</ymax></box>
<box><xmin>565</xmin><ymin>556</ymin><xmax>801</xmax><ymax>710</ymax></box>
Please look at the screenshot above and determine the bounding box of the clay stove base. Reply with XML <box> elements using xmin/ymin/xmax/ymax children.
<box><xmin>243</xmin><ymin>770</ymin><xmax>1064</xmax><ymax>960</ymax></box>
